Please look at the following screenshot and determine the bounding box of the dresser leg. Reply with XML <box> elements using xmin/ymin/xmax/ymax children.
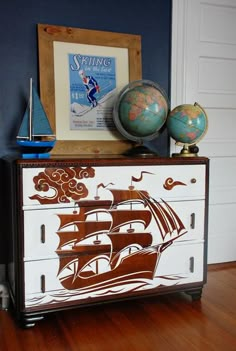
<box><xmin>185</xmin><ymin>287</ymin><xmax>203</xmax><ymax>301</ymax></box>
<box><xmin>19</xmin><ymin>314</ymin><xmax>44</xmax><ymax>328</ymax></box>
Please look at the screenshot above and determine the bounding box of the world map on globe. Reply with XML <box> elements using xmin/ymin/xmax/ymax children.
<box><xmin>166</xmin><ymin>103</ymin><xmax>208</xmax><ymax>145</ymax></box>
<box><xmin>113</xmin><ymin>80</ymin><xmax>169</xmax><ymax>142</ymax></box>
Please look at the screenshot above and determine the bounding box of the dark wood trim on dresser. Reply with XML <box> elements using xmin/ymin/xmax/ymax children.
<box><xmin>3</xmin><ymin>155</ymin><xmax>209</xmax><ymax>327</ymax></box>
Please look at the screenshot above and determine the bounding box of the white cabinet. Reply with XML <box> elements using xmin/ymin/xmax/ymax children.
<box><xmin>6</xmin><ymin>156</ymin><xmax>209</xmax><ymax>327</ymax></box>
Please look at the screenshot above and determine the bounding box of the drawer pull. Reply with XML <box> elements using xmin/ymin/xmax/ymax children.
<box><xmin>37</xmin><ymin>183</ymin><xmax>47</xmax><ymax>191</ymax></box>
<box><xmin>191</xmin><ymin>178</ymin><xmax>197</xmax><ymax>184</ymax></box>
<box><xmin>41</xmin><ymin>275</ymin><xmax>46</xmax><ymax>293</ymax></box>
<box><xmin>189</xmin><ymin>257</ymin><xmax>194</xmax><ymax>273</ymax></box>
<box><xmin>190</xmin><ymin>213</ymin><xmax>195</xmax><ymax>229</ymax></box>
<box><xmin>41</xmin><ymin>224</ymin><xmax>46</xmax><ymax>243</ymax></box>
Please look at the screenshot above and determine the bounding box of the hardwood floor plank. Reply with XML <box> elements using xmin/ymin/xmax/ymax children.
<box><xmin>0</xmin><ymin>262</ymin><xmax>236</xmax><ymax>351</ymax></box>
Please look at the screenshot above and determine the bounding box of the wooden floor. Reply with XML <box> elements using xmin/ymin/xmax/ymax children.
<box><xmin>0</xmin><ymin>262</ymin><xmax>236</xmax><ymax>351</ymax></box>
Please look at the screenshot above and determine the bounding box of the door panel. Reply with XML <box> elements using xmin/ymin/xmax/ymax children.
<box><xmin>171</xmin><ymin>0</ymin><xmax>236</xmax><ymax>263</ymax></box>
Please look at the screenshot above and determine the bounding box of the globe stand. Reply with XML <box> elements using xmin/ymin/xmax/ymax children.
<box><xmin>167</xmin><ymin>102</ymin><xmax>208</xmax><ymax>158</ymax></box>
<box><xmin>172</xmin><ymin>144</ymin><xmax>199</xmax><ymax>157</ymax></box>
<box><xmin>123</xmin><ymin>144</ymin><xmax>158</xmax><ymax>158</ymax></box>
<box><xmin>113</xmin><ymin>80</ymin><xmax>170</xmax><ymax>158</ymax></box>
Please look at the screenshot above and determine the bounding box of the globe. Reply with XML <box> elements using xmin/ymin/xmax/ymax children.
<box><xmin>166</xmin><ymin>102</ymin><xmax>208</xmax><ymax>157</ymax></box>
<box><xmin>113</xmin><ymin>80</ymin><xmax>169</xmax><ymax>154</ymax></box>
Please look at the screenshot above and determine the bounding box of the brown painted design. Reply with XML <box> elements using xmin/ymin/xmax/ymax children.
<box><xmin>163</xmin><ymin>177</ymin><xmax>187</xmax><ymax>190</ymax></box>
<box><xmin>55</xmin><ymin>171</ymin><xmax>188</xmax><ymax>291</ymax></box>
<box><xmin>29</xmin><ymin>167</ymin><xmax>95</xmax><ymax>204</ymax></box>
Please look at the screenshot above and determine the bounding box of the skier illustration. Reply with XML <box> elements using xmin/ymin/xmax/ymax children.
<box><xmin>79</xmin><ymin>70</ymin><xmax>100</xmax><ymax>108</ymax></box>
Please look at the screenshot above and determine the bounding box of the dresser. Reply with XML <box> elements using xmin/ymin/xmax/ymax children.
<box><xmin>4</xmin><ymin>156</ymin><xmax>209</xmax><ymax>327</ymax></box>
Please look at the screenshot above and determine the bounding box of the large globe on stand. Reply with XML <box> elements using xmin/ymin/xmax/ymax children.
<box><xmin>166</xmin><ymin>102</ymin><xmax>208</xmax><ymax>157</ymax></box>
<box><xmin>113</xmin><ymin>80</ymin><xmax>170</xmax><ymax>156</ymax></box>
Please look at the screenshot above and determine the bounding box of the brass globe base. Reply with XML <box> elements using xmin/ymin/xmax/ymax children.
<box><xmin>172</xmin><ymin>152</ymin><xmax>199</xmax><ymax>157</ymax></box>
<box><xmin>172</xmin><ymin>144</ymin><xmax>199</xmax><ymax>158</ymax></box>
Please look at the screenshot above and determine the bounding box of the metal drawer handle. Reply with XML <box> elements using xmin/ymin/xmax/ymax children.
<box><xmin>37</xmin><ymin>183</ymin><xmax>47</xmax><ymax>191</ymax></box>
<box><xmin>41</xmin><ymin>275</ymin><xmax>46</xmax><ymax>293</ymax></box>
<box><xmin>189</xmin><ymin>257</ymin><xmax>194</xmax><ymax>273</ymax></box>
<box><xmin>191</xmin><ymin>178</ymin><xmax>197</xmax><ymax>184</ymax></box>
<box><xmin>41</xmin><ymin>224</ymin><xmax>45</xmax><ymax>243</ymax></box>
<box><xmin>190</xmin><ymin>213</ymin><xmax>195</xmax><ymax>229</ymax></box>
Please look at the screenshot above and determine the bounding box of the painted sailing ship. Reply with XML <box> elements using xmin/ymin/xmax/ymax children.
<box><xmin>16</xmin><ymin>78</ymin><xmax>56</xmax><ymax>158</ymax></box>
<box><xmin>55</xmin><ymin>174</ymin><xmax>188</xmax><ymax>291</ymax></box>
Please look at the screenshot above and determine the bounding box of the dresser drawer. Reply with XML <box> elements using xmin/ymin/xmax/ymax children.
<box><xmin>23</xmin><ymin>197</ymin><xmax>205</xmax><ymax>261</ymax></box>
<box><xmin>156</xmin><ymin>241</ymin><xmax>204</xmax><ymax>284</ymax></box>
<box><xmin>158</xmin><ymin>199</ymin><xmax>205</xmax><ymax>243</ymax></box>
<box><xmin>22</xmin><ymin>164</ymin><xmax>206</xmax><ymax>207</ymax></box>
<box><xmin>23</xmin><ymin>207</ymin><xmax>74</xmax><ymax>260</ymax></box>
<box><xmin>24</xmin><ymin>241</ymin><xmax>204</xmax><ymax>309</ymax></box>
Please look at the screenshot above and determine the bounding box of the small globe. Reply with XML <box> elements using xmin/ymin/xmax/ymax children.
<box><xmin>166</xmin><ymin>103</ymin><xmax>208</xmax><ymax>156</ymax></box>
<box><xmin>113</xmin><ymin>80</ymin><xmax>169</xmax><ymax>144</ymax></box>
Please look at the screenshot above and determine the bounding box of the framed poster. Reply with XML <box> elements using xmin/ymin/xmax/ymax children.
<box><xmin>38</xmin><ymin>24</ymin><xmax>142</xmax><ymax>155</ymax></box>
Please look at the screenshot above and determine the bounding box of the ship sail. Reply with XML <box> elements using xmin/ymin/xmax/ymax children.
<box><xmin>109</xmin><ymin>209</ymin><xmax>152</xmax><ymax>232</ymax></box>
<box><xmin>107</xmin><ymin>232</ymin><xmax>153</xmax><ymax>251</ymax></box>
<box><xmin>56</xmin><ymin>231</ymin><xmax>79</xmax><ymax>248</ymax></box>
<box><xmin>108</xmin><ymin>189</ymin><xmax>149</xmax><ymax>206</ymax></box>
<box><xmin>57</xmin><ymin>201</ymin><xmax>112</xmax><ymax>230</ymax></box>
<box><xmin>17</xmin><ymin>79</ymin><xmax>55</xmax><ymax>140</ymax></box>
<box><xmin>56</xmin><ymin>220</ymin><xmax>112</xmax><ymax>249</ymax></box>
<box><xmin>138</xmin><ymin>192</ymin><xmax>187</xmax><ymax>245</ymax></box>
<box><xmin>16</xmin><ymin>78</ymin><xmax>56</xmax><ymax>158</ymax></box>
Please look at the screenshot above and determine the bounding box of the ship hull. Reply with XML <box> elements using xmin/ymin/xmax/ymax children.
<box><xmin>59</xmin><ymin>247</ymin><xmax>159</xmax><ymax>291</ymax></box>
<box><xmin>17</xmin><ymin>139</ymin><xmax>56</xmax><ymax>158</ymax></box>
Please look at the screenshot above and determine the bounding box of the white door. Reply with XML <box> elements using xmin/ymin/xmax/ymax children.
<box><xmin>171</xmin><ymin>0</ymin><xmax>236</xmax><ymax>263</ymax></box>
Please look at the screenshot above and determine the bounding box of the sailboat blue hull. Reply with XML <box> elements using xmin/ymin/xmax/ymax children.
<box><xmin>17</xmin><ymin>139</ymin><xmax>56</xmax><ymax>159</ymax></box>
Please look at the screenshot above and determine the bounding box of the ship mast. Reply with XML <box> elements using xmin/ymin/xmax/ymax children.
<box><xmin>29</xmin><ymin>78</ymin><xmax>33</xmax><ymax>141</ymax></box>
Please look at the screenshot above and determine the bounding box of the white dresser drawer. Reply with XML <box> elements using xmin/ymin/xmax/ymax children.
<box><xmin>150</xmin><ymin>199</ymin><xmax>206</xmax><ymax>243</ymax></box>
<box><xmin>23</xmin><ymin>198</ymin><xmax>205</xmax><ymax>261</ymax></box>
<box><xmin>24</xmin><ymin>207</ymin><xmax>76</xmax><ymax>260</ymax></box>
<box><xmin>24</xmin><ymin>241</ymin><xmax>204</xmax><ymax>309</ymax></box>
<box><xmin>156</xmin><ymin>241</ymin><xmax>204</xmax><ymax>283</ymax></box>
<box><xmin>22</xmin><ymin>164</ymin><xmax>206</xmax><ymax>207</ymax></box>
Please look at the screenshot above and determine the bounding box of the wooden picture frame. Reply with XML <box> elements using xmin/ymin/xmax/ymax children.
<box><xmin>37</xmin><ymin>24</ymin><xmax>142</xmax><ymax>155</ymax></box>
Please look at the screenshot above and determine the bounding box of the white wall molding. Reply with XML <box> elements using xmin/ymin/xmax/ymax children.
<box><xmin>170</xmin><ymin>0</ymin><xmax>189</xmax><ymax>155</ymax></box>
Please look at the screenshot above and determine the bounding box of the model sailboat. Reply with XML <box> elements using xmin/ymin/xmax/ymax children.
<box><xmin>17</xmin><ymin>78</ymin><xmax>56</xmax><ymax>158</ymax></box>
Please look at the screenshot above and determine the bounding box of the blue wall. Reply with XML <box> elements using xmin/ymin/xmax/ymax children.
<box><xmin>0</xmin><ymin>0</ymin><xmax>172</xmax><ymax>157</ymax></box>
<box><xmin>0</xmin><ymin>0</ymin><xmax>172</xmax><ymax>269</ymax></box>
